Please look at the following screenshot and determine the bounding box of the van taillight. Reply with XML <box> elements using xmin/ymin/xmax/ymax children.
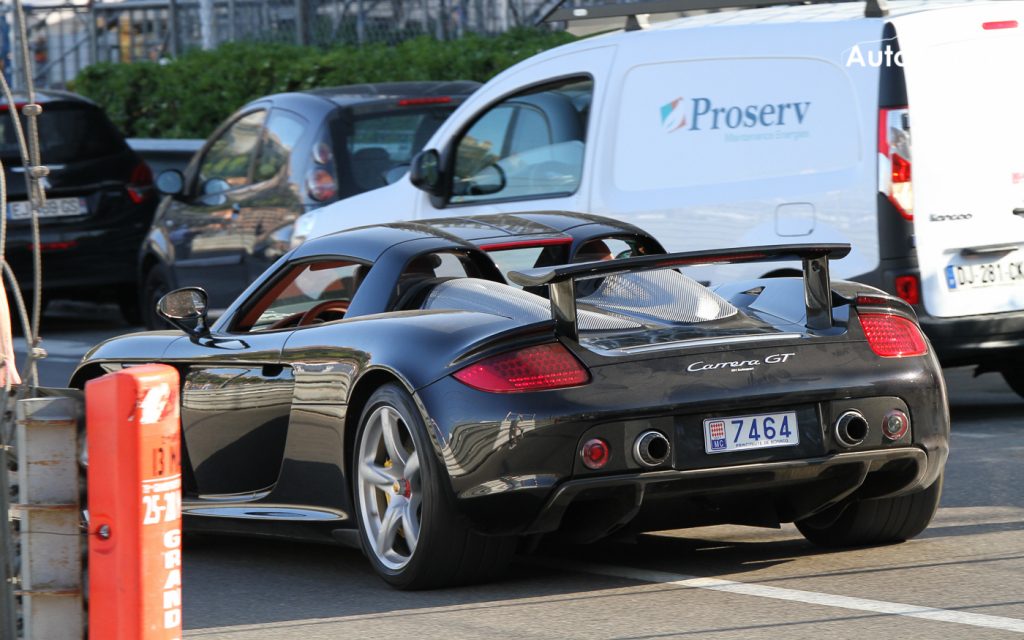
<box><xmin>894</xmin><ymin>274</ymin><xmax>920</xmax><ymax>305</ymax></box>
<box><xmin>453</xmin><ymin>343</ymin><xmax>590</xmax><ymax>393</ymax></box>
<box><xmin>859</xmin><ymin>313</ymin><xmax>927</xmax><ymax>358</ymax></box>
<box><xmin>879</xmin><ymin>107</ymin><xmax>913</xmax><ymax>220</ymax></box>
<box><xmin>127</xmin><ymin>161</ymin><xmax>154</xmax><ymax>204</ymax></box>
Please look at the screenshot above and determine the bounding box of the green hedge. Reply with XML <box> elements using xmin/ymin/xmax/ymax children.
<box><xmin>70</xmin><ymin>29</ymin><xmax>576</xmax><ymax>139</ymax></box>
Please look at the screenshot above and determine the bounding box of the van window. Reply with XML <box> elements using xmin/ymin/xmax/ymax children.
<box><xmin>612</xmin><ymin>59</ymin><xmax>860</xmax><ymax>190</ymax></box>
<box><xmin>450</xmin><ymin>77</ymin><xmax>592</xmax><ymax>205</ymax></box>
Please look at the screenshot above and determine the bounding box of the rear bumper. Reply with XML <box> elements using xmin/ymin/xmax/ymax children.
<box><xmin>5</xmin><ymin>211</ymin><xmax>151</xmax><ymax>297</ymax></box>
<box><xmin>919</xmin><ymin>310</ymin><xmax>1024</xmax><ymax>368</ymax></box>
<box><xmin>523</xmin><ymin>447</ymin><xmax>932</xmax><ymax>536</ymax></box>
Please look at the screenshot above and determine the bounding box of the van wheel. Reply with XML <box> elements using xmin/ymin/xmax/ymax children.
<box><xmin>796</xmin><ymin>473</ymin><xmax>942</xmax><ymax>547</ymax></box>
<box><xmin>1000</xmin><ymin>369</ymin><xmax>1024</xmax><ymax>399</ymax></box>
<box><xmin>353</xmin><ymin>384</ymin><xmax>514</xmax><ymax>589</ymax></box>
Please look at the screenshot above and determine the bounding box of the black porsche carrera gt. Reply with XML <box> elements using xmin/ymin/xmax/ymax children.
<box><xmin>72</xmin><ymin>212</ymin><xmax>949</xmax><ymax>589</ymax></box>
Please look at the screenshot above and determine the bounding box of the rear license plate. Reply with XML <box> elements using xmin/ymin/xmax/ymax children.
<box><xmin>945</xmin><ymin>256</ymin><xmax>1024</xmax><ymax>291</ymax></box>
<box><xmin>703</xmin><ymin>411</ymin><xmax>799</xmax><ymax>454</ymax></box>
<box><xmin>7</xmin><ymin>197</ymin><xmax>87</xmax><ymax>220</ymax></box>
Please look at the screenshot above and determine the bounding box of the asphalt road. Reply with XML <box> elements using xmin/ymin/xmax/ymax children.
<box><xmin>17</xmin><ymin>303</ymin><xmax>1024</xmax><ymax>639</ymax></box>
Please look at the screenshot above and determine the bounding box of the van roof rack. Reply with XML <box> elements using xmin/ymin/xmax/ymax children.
<box><xmin>536</xmin><ymin>0</ymin><xmax>890</xmax><ymax>30</ymax></box>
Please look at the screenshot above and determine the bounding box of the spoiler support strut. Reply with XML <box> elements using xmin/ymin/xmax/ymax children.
<box><xmin>508</xmin><ymin>243</ymin><xmax>850</xmax><ymax>340</ymax></box>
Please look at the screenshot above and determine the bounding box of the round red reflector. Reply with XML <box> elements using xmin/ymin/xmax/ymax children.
<box><xmin>581</xmin><ymin>438</ymin><xmax>610</xmax><ymax>470</ymax></box>
<box><xmin>882</xmin><ymin>410</ymin><xmax>910</xmax><ymax>440</ymax></box>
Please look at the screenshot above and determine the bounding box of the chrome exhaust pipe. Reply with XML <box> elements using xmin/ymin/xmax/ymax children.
<box><xmin>834</xmin><ymin>410</ymin><xmax>869</xmax><ymax>448</ymax></box>
<box><xmin>633</xmin><ymin>430</ymin><xmax>671</xmax><ymax>467</ymax></box>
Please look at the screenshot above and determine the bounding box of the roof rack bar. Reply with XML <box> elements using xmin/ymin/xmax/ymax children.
<box><xmin>543</xmin><ymin>0</ymin><xmax>891</xmax><ymax>24</ymax></box>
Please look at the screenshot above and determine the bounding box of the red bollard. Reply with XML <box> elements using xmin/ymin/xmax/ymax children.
<box><xmin>86</xmin><ymin>364</ymin><xmax>182</xmax><ymax>640</ymax></box>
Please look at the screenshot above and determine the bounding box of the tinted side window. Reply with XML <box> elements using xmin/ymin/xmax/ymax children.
<box><xmin>254</xmin><ymin>109</ymin><xmax>307</xmax><ymax>183</ymax></box>
<box><xmin>198</xmin><ymin>110</ymin><xmax>266</xmax><ymax>192</ymax></box>
<box><xmin>450</xmin><ymin>77</ymin><xmax>592</xmax><ymax>205</ymax></box>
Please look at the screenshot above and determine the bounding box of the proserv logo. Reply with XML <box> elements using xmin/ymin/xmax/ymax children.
<box><xmin>660</xmin><ymin>96</ymin><xmax>812</xmax><ymax>133</ymax></box>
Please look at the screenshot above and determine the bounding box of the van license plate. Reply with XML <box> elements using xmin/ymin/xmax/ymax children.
<box><xmin>703</xmin><ymin>411</ymin><xmax>799</xmax><ymax>454</ymax></box>
<box><xmin>945</xmin><ymin>258</ymin><xmax>1024</xmax><ymax>291</ymax></box>
<box><xmin>7</xmin><ymin>198</ymin><xmax>87</xmax><ymax>219</ymax></box>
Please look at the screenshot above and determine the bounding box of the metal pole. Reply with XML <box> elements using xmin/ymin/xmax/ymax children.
<box><xmin>167</xmin><ymin>0</ymin><xmax>179</xmax><ymax>56</ymax></box>
<box><xmin>295</xmin><ymin>0</ymin><xmax>306</xmax><ymax>45</ymax></box>
<box><xmin>228</xmin><ymin>0</ymin><xmax>236</xmax><ymax>42</ymax></box>
<box><xmin>355</xmin><ymin>0</ymin><xmax>364</xmax><ymax>44</ymax></box>
<box><xmin>0</xmin><ymin>411</ymin><xmax>18</xmax><ymax>640</ymax></box>
<box><xmin>10</xmin><ymin>4</ymin><xmax>23</xmax><ymax>91</ymax></box>
<box><xmin>199</xmin><ymin>0</ymin><xmax>216</xmax><ymax>49</ymax></box>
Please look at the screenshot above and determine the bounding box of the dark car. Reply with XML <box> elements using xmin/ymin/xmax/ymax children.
<box><xmin>140</xmin><ymin>81</ymin><xmax>480</xmax><ymax>328</ymax></box>
<box><xmin>2</xmin><ymin>90</ymin><xmax>156</xmax><ymax>321</ymax></box>
<box><xmin>73</xmin><ymin>214</ymin><xmax>948</xmax><ymax>589</ymax></box>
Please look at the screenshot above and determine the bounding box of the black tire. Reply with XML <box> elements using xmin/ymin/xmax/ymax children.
<box><xmin>117</xmin><ymin>286</ymin><xmax>143</xmax><ymax>326</ymax></box>
<box><xmin>796</xmin><ymin>472</ymin><xmax>943</xmax><ymax>547</ymax></box>
<box><xmin>1000</xmin><ymin>369</ymin><xmax>1024</xmax><ymax>399</ymax></box>
<box><xmin>352</xmin><ymin>383</ymin><xmax>515</xmax><ymax>589</ymax></box>
<box><xmin>141</xmin><ymin>266</ymin><xmax>172</xmax><ymax>330</ymax></box>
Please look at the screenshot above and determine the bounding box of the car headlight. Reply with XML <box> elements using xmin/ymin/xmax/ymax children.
<box><xmin>291</xmin><ymin>211</ymin><xmax>317</xmax><ymax>249</ymax></box>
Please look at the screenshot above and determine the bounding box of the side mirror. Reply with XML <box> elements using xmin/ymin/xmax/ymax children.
<box><xmin>157</xmin><ymin>287</ymin><xmax>210</xmax><ymax>337</ymax></box>
<box><xmin>409</xmin><ymin>149</ymin><xmax>442</xmax><ymax>195</ymax></box>
<box><xmin>156</xmin><ymin>169</ymin><xmax>185</xmax><ymax>197</ymax></box>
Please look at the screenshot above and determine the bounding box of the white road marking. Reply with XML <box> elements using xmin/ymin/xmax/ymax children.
<box><xmin>546</xmin><ymin>561</ymin><xmax>1024</xmax><ymax>634</ymax></box>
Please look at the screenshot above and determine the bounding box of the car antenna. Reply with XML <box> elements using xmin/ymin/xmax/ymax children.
<box><xmin>539</xmin><ymin>0</ymin><xmax>892</xmax><ymax>28</ymax></box>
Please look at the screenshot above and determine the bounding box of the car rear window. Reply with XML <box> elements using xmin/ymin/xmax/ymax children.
<box><xmin>330</xmin><ymin>105</ymin><xmax>455</xmax><ymax>197</ymax></box>
<box><xmin>0</xmin><ymin>102</ymin><xmax>128</xmax><ymax>163</ymax></box>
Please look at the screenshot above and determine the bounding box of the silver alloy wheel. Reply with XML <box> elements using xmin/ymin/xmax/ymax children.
<box><xmin>356</xmin><ymin>405</ymin><xmax>422</xmax><ymax>571</ymax></box>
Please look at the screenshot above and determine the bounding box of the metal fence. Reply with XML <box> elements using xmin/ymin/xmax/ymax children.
<box><xmin>1</xmin><ymin>0</ymin><xmax>595</xmax><ymax>89</ymax></box>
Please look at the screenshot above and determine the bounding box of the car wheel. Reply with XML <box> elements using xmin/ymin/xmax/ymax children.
<box><xmin>353</xmin><ymin>383</ymin><xmax>514</xmax><ymax>589</ymax></box>
<box><xmin>796</xmin><ymin>472</ymin><xmax>943</xmax><ymax>547</ymax></box>
<box><xmin>141</xmin><ymin>266</ymin><xmax>171</xmax><ymax>330</ymax></box>
<box><xmin>1000</xmin><ymin>369</ymin><xmax>1024</xmax><ymax>399</ymax></box>
<box><xmin>117</xmin><ymin>286</ymin><xmax>143</xmax><ymax>326</ymax></box>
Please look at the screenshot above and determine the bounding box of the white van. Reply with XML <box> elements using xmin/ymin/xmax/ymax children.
<box><xmin>292</xmin><ymin>0</ymin><xmax>1024</xmax><ymax>395</ymax></box>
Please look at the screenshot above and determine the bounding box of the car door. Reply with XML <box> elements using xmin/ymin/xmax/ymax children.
<box><xmin>171</xmin><ymin>331</ymin><xmax>293</xmax><ymax>498</ymax></box>
<box><xmin>163</xmin><ymin>108</ymin><xmax>268</xmax><ymax>311</ymax></box>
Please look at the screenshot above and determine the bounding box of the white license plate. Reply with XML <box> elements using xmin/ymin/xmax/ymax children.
<box><xmin>7</xmin><ymin>197</ymin><xmax>87</xmax><ymax>219</ymax></box>
<box><xmin>945</xmin><ymin>257</ymin><xmax>1024</xmax><ymax>291</ymax></box>
<box><xmin>703</xmin><ymin>411</ymin><xmax>799</xmax><ymax>454</ymax></box>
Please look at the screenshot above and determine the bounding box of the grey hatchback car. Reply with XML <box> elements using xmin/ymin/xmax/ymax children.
<box><xmin>140</xmin><ymin>81</ymin><xmax>478</xmax><ymax>327</ymax></box>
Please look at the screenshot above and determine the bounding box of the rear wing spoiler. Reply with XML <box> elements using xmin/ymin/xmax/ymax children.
<box><xmin>506</xmin><ymin>243</ymin><xmax>851</xmax><ymax>340</ymax></box>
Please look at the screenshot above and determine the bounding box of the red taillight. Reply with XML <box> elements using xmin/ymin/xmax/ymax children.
<box><xmin>894</xmin><ymin>274</ymin><xmax>921</xmax><ymax>305</ymax></box>
<box><xmin>580</xmin><ymin>438</ymin><xmax>610</xmax><ymax>470</ymax></box>
<box><xmin>859</xmin><ymin>313</ymin><xmax>927</xmax><ymax>358</ymax></box>
<box><xmin>397</xmin><ymin>96</ymin><xmax>452</xmax><ymax>107</ymax></box>
<box><xmin>306</xmin><ymin>169</ymin><xmax>338</xmax><ymax>202</ymax></box>
<box><xmin>453</xmin><ymin>343</ymin><xmax>590</xmax><ymax>393</ymax></box>
<box><xmin>127</xmin><ymin>161</ymin><xmax>154</xmax><ymax>204</ymax></box>
<box><xmin>983</xmin><ymin>20</ymin><xmax>1018</xmax><ymax>30</ymax></box>
<box><xmin>28</xmin><ymin>240</ymin><xmax>77</xmax><ymax>251</ymax></box>
<box><xmin>879</xmin><ymin>107</ymin><xmax>913</xmax><ymax>220</ymax></box>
